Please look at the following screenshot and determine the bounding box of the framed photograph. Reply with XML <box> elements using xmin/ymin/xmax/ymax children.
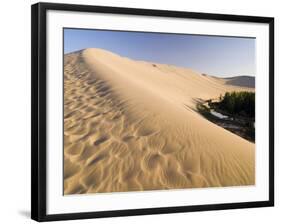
<box><xmin>31</xmin><ymin>2</ymin><xmax>274</xmax><ymax>222</ymax></box>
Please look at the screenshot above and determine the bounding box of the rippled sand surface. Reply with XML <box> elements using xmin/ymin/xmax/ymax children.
<box><xmin>63</xmin><ymin>48</ymin><xmax>255</xmax><ymax>195</ymax></box>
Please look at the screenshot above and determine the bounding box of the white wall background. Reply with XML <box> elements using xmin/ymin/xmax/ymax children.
<box><xmin>0</xmin><ymin>0</ymin><xmax>279</xmax><ymax>223</ymax></box>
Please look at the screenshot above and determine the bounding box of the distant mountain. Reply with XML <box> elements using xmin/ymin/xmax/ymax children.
<box><xmin>224</xmin><ymin>76</ymin><xmax>255</xmax><ymax>88</ymax></box>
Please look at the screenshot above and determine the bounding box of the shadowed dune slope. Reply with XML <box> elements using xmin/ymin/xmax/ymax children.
<box><xmin>64</xmin><ymin>48</ymin><xmax>255</xmax><ymax>195</ymax></box>
<box><xmin>224</xmin><ymin>76</ymin><xmax>255</xmax><ymax>88</ymax></box>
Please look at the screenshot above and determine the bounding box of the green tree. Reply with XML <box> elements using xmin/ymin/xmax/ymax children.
<box><xmin>218</xmin><ymin>91</ymin><xmax>255</xmax><ymax>118</ymax></box>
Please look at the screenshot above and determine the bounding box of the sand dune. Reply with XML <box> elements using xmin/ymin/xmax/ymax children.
<box><xmin>63</xmin><ymin>48</ymin><xmax>255</xmax><ymax>195</ymax></box>
<box><xmin>224</xmin><ymin>76</ymin><xmax>255</xmax><ymax>88</ymax></box>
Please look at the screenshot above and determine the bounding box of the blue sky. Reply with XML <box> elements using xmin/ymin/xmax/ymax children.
<box><xmin>64</xmin><ymin>28</ymin><xmax>255</xmax><ymax>77</ymax></box>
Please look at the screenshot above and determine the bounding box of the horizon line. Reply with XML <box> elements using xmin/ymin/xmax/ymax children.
<box><xmin>64</xmin><ymin>47</ymin><xmax>255</xmax><ymax>79</ymax></box>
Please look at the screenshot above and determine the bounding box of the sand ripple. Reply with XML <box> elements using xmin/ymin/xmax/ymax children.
<box><xmin>63</xmin><ymin>49</ymin><xmax>255</xmax><ymax>195</ymax></box>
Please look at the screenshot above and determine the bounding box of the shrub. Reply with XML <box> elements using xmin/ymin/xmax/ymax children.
<box><xmin>218</xmin><ymin>91</ymin><xmax>255</xmax><ymax>118</ymax></box>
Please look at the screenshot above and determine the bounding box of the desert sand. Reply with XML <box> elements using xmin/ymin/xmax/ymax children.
<box><xmin>63</xmin><ymin>48</ymin><xmax>255</xmax><ymax>195</ymax></box>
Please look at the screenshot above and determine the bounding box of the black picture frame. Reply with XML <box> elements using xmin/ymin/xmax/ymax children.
<box><xmin>31</xmin><ymin>2</ymin><xmax>274</xmax><ymax>222</ymax></box>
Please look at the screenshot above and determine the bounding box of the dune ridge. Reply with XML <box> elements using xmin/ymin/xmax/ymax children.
<box><xmin>64</xmin><ymin>48</ymin><xmax>255</xmax><ymax>195</ymax></box>
<box><xmin>224</xmin><ymin>76</ymin><xmax>255</xmax><ymax>88</ymax></box>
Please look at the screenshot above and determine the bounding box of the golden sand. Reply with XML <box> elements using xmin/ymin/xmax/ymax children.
<box><xmin>63</xmin><ymin>48</ymin><xmax>255</xmax><ymax>195</ymax></box>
